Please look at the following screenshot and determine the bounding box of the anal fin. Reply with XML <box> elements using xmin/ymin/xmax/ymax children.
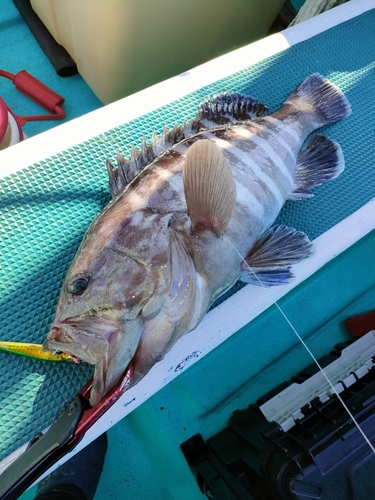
<box><xmin>183</xmin><ymin>140</ymin><xmax>236</xmax><ymax>236</ymax></box>
<box><xmin>240</xmin><ymin>225</ymin><xmax>314</xmax><ymax>286</ymax></box>
<box><xmin>290</xmin><ymin>134</ymin><xmax>345</xmax><ymax>200</ymax></box>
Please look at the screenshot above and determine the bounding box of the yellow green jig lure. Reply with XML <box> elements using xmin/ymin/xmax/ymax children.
<box><xmin>0</xmin><ymin>341</ymin><xmax>80</xmax><ymax>363</ymax></box>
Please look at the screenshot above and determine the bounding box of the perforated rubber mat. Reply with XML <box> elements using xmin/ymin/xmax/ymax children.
<box><xmin>1</xmin><ymin>10</ymin><xmax>374</xmax><ymax>462</ymax></box>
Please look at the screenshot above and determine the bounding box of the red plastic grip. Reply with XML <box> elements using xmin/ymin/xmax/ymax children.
<box><xmin>13</xmin><ymin>70</ymin><xmax>65</xmax><ymax>112</ymax></box>
<box><xmin>0</xmin><ymin>68</ymin><xmax>66</xmax><ymax>124</ymax></box>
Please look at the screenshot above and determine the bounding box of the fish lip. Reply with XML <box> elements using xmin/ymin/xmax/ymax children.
<box><xmin>48</xmin><ymin>311</ymin><xmax>143</xmax><ymax>405</ymax></box>
<box><xmin>45</xmin><ymin>313</ymin><xmax>120</xmax><ymax>364</ymax></box>
<box><xmin>43</xmin><ymin>335</ymin><xmax>104</xmax><ymax>365</ymax></box>
<box><xmin>46</xmin><ymin>326</ymin><xmax>75</xmax><ymax>345</ymax></box>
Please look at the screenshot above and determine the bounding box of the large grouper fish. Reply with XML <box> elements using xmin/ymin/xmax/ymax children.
<box><xmin>44</xmin><ymin>74</ymin><xmax>351</xmax><ymax>406</ymax></box>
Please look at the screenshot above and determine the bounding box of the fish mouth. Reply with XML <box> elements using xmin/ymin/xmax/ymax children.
<box><xmin>45</xmin><ymin>312</ymin><xmax>143</xmax><ymax>407</ymax></box>
<box><xmin>44</xmin><ymin>324</ymin><xmax>111</xmax><ymax>365</ymax></box>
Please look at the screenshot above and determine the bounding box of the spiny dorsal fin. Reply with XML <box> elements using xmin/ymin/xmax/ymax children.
<box><xmin>106</xmin><ymin>158</ymin><xmax>125</xmax><ymax>197</ymax></box>
<box><xmin>183</xmin><ymin>140</ymin><xmax>236</xmax><ymax>236</ymax></box>
<box><xmin>106</xmin><ymin>150</ymin><xmax>139</xmax><ymax>197</ymax></box>
<box><xmin>106</xmin><ymin>93</ymin><xmax>267</xmax><ymax>197</ymax></box>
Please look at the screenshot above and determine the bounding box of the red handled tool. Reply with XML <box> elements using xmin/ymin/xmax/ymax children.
<box><xmin>0</xmin><ymin>365</ymin><xmax>134</xmax><ymax>500</ymax></box>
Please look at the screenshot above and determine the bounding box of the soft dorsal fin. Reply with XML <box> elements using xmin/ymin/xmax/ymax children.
<box><xmin>197</xmin><ymin>93</ymin><xmax>268</xmax><ymax>128</ymax></box>
<box><xmin>183</xmin><ymin>140</ymin><xmax>236</xmax><ymax>236</ymax></box>
<box><xmin>290</xmin><ymin>134</ymin><xmax>345</xmax><ymax>200</ymax></box>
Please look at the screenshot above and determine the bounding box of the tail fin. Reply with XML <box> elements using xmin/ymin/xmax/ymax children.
<box><xmin>286</xmin><ymin>73</ymin><xmax>351</xmax><ymax>126</ymax></box>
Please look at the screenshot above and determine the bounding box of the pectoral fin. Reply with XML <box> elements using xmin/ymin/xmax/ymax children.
<box><xmin>240</xmin><ymin>225</ymin><xmax>314</xmax><ymax>286</ymax></box>
<box><xmin>183</xmin><ymin>140</ymin><xmax>236</xmax><ymax>236</ymax></box>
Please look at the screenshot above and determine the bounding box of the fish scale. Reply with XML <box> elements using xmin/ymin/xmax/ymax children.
<box><xmin>248</xmin><ymin>124</ymin><xmax>295</xmax><ymax>179</ymax></box>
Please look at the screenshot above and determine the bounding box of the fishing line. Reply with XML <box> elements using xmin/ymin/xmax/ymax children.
<box><xmin>223</xmin><ymin>231</ymin><xmax>375</xmax><ymax>455</ymax></box>
<box><xmin>129</xmin><ymin>120</ymin><xmax>375</xmax><ymax>449</ymax></box>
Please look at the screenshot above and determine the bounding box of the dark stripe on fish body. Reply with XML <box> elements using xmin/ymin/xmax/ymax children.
<box><xmin>254</xmin><ymin>118</ymin><xmax>297</xmax><ymax>153</ymax></box>
<box><xmin>246</xmin><ymin>121</ymin><xmax>296</xmax><ymax>171</ymax></box>
<box><xmin>203</xmin><ymin>128</ymin><xmax>288</xmax><ymax>211</ymax></box>
<box><xmin>191</xmin><ymin>131</ymin><xmax>264</xmax><ymax>225</ymax></box>
<box><xmin>272</xmin><ymin>103</ymin><xmax>317</xmax><ymax>131</ymax></box>
<box><xmin>243</xmin><ymin>122</ymin><xmax>296</xmax><ymax>194</ymax></box>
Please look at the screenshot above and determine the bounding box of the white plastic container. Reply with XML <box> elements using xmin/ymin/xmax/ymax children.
<box><xmin>31</xmin><ymin>0</ymin><xmax>284</xmax><ymax>104</ymax></box>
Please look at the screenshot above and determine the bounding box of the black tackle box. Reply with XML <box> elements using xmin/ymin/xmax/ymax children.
<box><xmin>181</xmin><ymin>330</ymin><xmax>375</xmax><ymax>500</ymax></box>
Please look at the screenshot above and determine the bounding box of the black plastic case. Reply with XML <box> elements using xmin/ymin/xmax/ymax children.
<box><xmin>181</xmin><ymin>336</ymin><xmax>375</xmax><ymax>499</ymax></box>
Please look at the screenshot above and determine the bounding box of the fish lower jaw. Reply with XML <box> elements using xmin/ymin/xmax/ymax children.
<box><xmin>45</xmin><ymin>323</ymin><xmax>114</xmax><ymax>364</ymax></box>
<box><xmin>89</xmin><ymin>358</ymin><xmax>135</xmax><ymax>407</ymax></box>
<box><xmin>43</xmin><ymin>338</ymin><xmax>103</xmax><ymax>365</ymax></box>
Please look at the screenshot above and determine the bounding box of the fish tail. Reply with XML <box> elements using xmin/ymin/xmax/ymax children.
<box><xmin>286</xmin><ymin>73</ymin><xmax>351</xmax><ymax>126</ymax></box>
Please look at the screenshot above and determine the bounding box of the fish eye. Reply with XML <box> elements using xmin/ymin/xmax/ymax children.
<box><xmin>68</xmin><ymin>273</ymin><xmax>90</xmax><ymax>295</ymax></box>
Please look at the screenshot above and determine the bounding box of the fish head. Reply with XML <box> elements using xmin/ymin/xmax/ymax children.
<box><xmin>44</xmin><ymin>210</ymin><xmax>172</xmax><ymax>406</ymax></box>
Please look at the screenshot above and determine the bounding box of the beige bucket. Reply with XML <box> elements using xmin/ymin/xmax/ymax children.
<box><xmin>30</xmin><ymin>0</ymin><xmax>284</xmax><ymax>104</ymax></box>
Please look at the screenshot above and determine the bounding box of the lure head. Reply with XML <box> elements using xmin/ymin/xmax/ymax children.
<box><xmin>44</xmin><ymin>210</ymin><xmax>171</xmax><ymax>406</ymax></box>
